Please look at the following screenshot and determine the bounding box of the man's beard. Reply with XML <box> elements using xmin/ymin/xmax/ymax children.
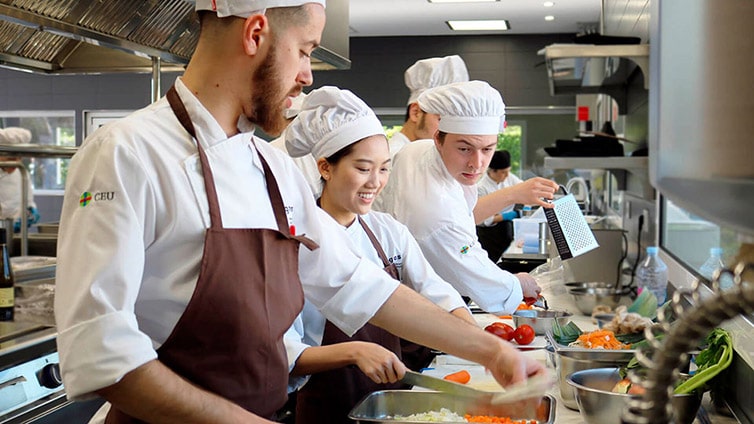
<box><xmin>249</xmin><ymin>47</ymin><xmax>292</xmax><ymax>137</ymax></box>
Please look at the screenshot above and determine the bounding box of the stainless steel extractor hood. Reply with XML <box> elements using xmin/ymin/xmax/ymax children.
<box><xmin>538</xmin><ymin>44</ymin><xmax>649</xmax><ymax>114</ymax></box>
<box><xmin>0</xmin><ymin>0</ymin><xmax>349</xmax><ymax>74</ymax></box>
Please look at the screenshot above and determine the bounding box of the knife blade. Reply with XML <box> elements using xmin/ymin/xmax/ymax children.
<box><xmin>400</xmin><ymin>370</ymin><xmax>490</xmax><ymax>399</ymax></box>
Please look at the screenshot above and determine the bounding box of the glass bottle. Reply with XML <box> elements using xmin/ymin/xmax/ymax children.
<box><xmin>636</xmin><ymin>246</ymin><xmax>668</xmax><ymax>305</ymax></box>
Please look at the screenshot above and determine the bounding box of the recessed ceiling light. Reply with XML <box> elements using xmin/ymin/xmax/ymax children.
<box><xmin>428</xmin><ymin>0</ymin><xmax>500</xmax><ymax>3</ymax></box>
<box><xmin>544</xmin><ymin>15</ymin><xmax>555</xmax><ymax>21</ymax></box>
<box><xmin>544</xmin><ymin>1</ymin><xmax>555</xmax><ymax>7</ymax></box>
<box><xmin>447</xmin><ymin>20</ymin><xmax>510</xmax><ymax>31</ymax></box>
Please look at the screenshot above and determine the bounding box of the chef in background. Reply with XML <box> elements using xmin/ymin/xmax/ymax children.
<box><xmin>388</xmin><ymin>55</ymin><xmax>469</xmax><ymax>157</ymax></box>
<box><xmin>283</xmin><ymin>86</ymin><xmax>473</xmax><ymax>424</ymax></box>
<box><xmin>0</xmin><ymin>127</ymin><xmax>40</xmax><ymax>232</ymax></box>
<box><xmin>54</xmin><ymin>2</ymin><xmax>546</xmax><ymax>423</ymax></box>
<box><xmin>377</xmin><ymin>80</ymin><xmax>559</xmax><ymax>314</ymax></box>
<box><xmin>476</xmin><ymin>150</ymin><xmax>523</xmax><ymax>261</ymax></box>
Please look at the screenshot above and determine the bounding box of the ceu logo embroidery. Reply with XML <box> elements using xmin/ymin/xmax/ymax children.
<box><xmin>460</xmin><ymin>245</ymin><xmax>470</xmax><ymax>255</ymax></box>
<box><xmin>79</xmin><ymin>192</ymin><xmax>92</xmax><ymax>207</ymax></box>
<box><xmin>79</xmin><ymin>191</ymin><xmax>116</xmax><ymax>207</ymax></box>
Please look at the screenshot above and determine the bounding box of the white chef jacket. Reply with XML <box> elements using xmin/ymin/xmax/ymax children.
<box><xmin>476</xmin><ymin>172</ymin><xmax>523</xmax><ymax>227</ymax></box>
<box><xmin>283</xmin><ymin>211</ymin><xmax>468</xmax><ymax>391</ymax></box>
<box><xmin>269</xmin><ymin>133</ymin><xmax>322</xmax><ymax>198</ymax></box>
<box><xmin>388</xmin><ymin>131</ymin><xmax>410</xmax><ymax>158</ymax></box>
<box><xmin>0</xmin><ymin>168</ymin><xmax>35</xmax><ymax>220</ymax></box>
<box><xmin>54</xmin><ymin>77</ymin><xmax>401</xmax><ymax>407</ymax></box>
<box><xmin>375</xmin><ymin>140</ymin><xmax>523</xmax><ymax>314</ymax></box>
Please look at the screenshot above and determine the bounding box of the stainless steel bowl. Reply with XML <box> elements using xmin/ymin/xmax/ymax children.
<box><xmin>568</xmin><ymin>287</ymin><xmax>633</xmax><ymax>315</ymax></box>
<box><xmin>566</xmin><ymin>368</ymin><xmax>701</xmax><ymax>424</ymax></box>
<box><xmin>512</xmin><ymin>309</ymin><xmax>572</xmax><ymax>335</ymax></box>
<box><xmin>545</xmin><ymin>346</ymin><xmax>634</xmax><ymax>410</ymax></box>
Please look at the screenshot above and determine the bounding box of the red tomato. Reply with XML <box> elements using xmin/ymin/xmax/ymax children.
<box><xmin>484</xmin><ymin>322</ymin><xmax>515</xmax><ymax>341</ymax></box>
<box><xmin>513</xmin><ymin>324</ymin><xmax>536</xmax><ymax>345</ymax></box>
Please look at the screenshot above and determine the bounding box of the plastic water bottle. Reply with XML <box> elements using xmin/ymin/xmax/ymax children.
<box><xmin>699</xmin><ymin>247</ymin><xmax>734</xmax><ymax>289</ymax></box>
<box><xmin>636</xmin><ymin>246</ymin><xmax>668</xmax><ymax>305</ymax></box>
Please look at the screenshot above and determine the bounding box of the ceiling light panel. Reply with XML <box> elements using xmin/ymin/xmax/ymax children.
<box><xmin>447</xmin><ymin>20</ymin><xmax>510</xmax><ymax>31</ymax></box>
<box><xmin>428</xmin><ymin>0</ymin><xmax>499</xmax><ymax>3</ymax></box>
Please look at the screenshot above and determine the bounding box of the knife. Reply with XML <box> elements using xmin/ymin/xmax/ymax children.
<box><xmin>400</xmin><ymin>370</ymin><xmax>490</xmax><ymax>399</ymax></box>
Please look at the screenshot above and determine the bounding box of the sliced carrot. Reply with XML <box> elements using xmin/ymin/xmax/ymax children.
<box><xmin>498</xmin><ymin>315</ymin><xmax>513</xmax><ymax>319</ymax></box>
<box><xmin>575</xmin><ymin>329</ymin><xmax>630</xmax><ymax>350</ymax></box>
<box><xmin>443</xmin><ymin>369</ymin><xmax>471</xmax><ymax>384</ymax></box>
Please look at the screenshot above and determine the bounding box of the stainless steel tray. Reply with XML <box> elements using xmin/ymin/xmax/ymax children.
<box><xmin>348</xmin><ymin>390</ymin><xmax>555</xmax><ymax>423</ymax></box>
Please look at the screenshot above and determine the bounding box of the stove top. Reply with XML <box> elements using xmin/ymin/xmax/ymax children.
<box><xmin>0</xmin><ymin>321</ymin><xmax>64</xmax><ymax>423</ymax></box>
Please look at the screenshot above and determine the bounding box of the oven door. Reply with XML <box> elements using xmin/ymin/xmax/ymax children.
<box><xmin>6</xmin><ymin>397</ymin><xmax>103</xmax><ymax>424</ymax></box>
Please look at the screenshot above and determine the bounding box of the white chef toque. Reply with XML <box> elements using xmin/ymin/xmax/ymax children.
<box><xmin>404</xmin><ymin>55</ymin><xmax>469</xmax><ymax>105</ymax></box>
<box><xmin>285</xmin><ymin>92</ymin><xmax>308</xmax><ymax>119</ymax></box>
<box><xmin>285</xmin><ymin>86</ymin><xmax>385</xmax><ymax>159</ymax></box>
<box><xmin>417</xmin><ymin>80</ymin><xmax>505</xmax><ymax>136</ymax></box>
<box><xmin>0</xmin><ymin>127</ymin><xmax>32</xmax><ymax>145</ymax></box>
<box><xmin>194</xmin><ymin>0</ymin><xmax>325</xmax><ymax>19</ymax></box>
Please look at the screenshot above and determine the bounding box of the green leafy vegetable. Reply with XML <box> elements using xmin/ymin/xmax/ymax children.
<box><xmin>674</xmin><ymin>328</ymin><xmax>733</xmax><ymax>394</ymax></box>
<box><xmin>552</xmin><ymin>320</ymin><xmax>582</xmax><ymax>345</ymax></box>
<box><xmin>627</xmin><ymin>290</ymin><xmax>658</xmax><ymax>318</ymax></box>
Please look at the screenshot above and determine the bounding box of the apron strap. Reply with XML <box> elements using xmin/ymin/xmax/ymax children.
<box><xmin>357</xmin><ymin>216</ymin><xmax>392</xmax><ymax>269</ymax></box>
<box><xmin>252</xmin><ymin>139</ymin><xmax>319</xmax><ymax>251</ymax></box>
<box><xmin>166</xmin><ymin>86</ymin><xmax>224</xmax><ymax>229</ymax></box>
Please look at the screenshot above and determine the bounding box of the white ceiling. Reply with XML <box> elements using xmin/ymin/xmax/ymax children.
<box><xmin>348</xmin><ymin>0</ymin><xmax>602</xmax><ymax>37</ymax></box>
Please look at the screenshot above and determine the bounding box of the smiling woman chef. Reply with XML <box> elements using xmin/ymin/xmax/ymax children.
<box><xmin>283</xmin><ymin>86</ymin><xmax>475</xmax><ymax>423</ymax></box>
<box><xmin>53</xmin><ymin>1</ymin><xmax>545</xmax><ymax>423</ymax></box>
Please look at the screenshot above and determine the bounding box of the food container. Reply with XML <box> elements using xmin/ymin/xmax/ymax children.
<box><xmin>568</xmin><ymin>287</ymin><xmax>633</xmax><ymax>315</ymax></box>
<box><xmin>545</xmin><ymin>345</ymin><xmax>634</xmax><ymax>410</ymax></box>
<box><xmin>566</xmin><ymin>368</ymin><xmax>701</xmax><ymax>424</ymax></box>
<box><xmin>348</xmin><ymin>390</ymin><xmax>555</xmax><ymax>423</ymax></box>
<box><xmin>512</xmin><ymin>309</ymin><xmax>572</xmax><ymax>335</ymax></box>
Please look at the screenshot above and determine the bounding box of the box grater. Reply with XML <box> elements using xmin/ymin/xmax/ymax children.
<box><xmin>544</xmin><ymin>186</ymin><xmax>599</xmax><ymax>260</ymax></box>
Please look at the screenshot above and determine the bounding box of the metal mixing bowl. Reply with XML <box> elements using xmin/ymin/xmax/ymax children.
<box><xmin>566</xmin><ymin>368</ymin><xmax>701</xmax><ymax>424</ymax></box>
<box><xmin>512</xmin><ymin>309</ymin><xmax>572</xmax><ymax>335</ymax></box>
<box><xmin>568</xmin><ymin>287</ymin><xmax>633</xmax><ymax>315</ymax></box>
<box><xmin>545</xmin><ymin>346</ymin><xmax>635</xmax><ymax>410</ymax></box>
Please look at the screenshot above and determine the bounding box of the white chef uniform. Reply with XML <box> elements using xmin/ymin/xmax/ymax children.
<box><xmin>0</xmin><ymin>127</ymin><xmax>36</xmax><ymax>220</ymax></box>
<box><xmin>376</xmin><ymin>81</ymin><xmax>523</xmax><ymax>314</ymax></box>
<box><xmin>477</xmin><ymin>172</ymin><xmax>523</xmax><ymax>227</ymax></box>
<box><xmin>284</xmin><ymin>211</ymin><xmax>468</xmax><ymax>392</ymax></box>
<box><xmin>387</xmin><ymin>131</ymin><xmax>411</xmax><ymax>157</ymax></box>
<box><xmin>270</xmin><ymin>131</ymin><xmax>322</xmax><ymax>198</ymax></box>
<box><xmin>54</xmin><ymin>77</ymin><xmax>401</xmax><ymax>405</ymax></box>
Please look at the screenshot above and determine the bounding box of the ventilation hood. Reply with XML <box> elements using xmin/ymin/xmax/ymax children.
<box><xmin>538</xmin><ymin>44</ymin><xmax>649</xmax><ymax>114</ymax></box>
<box><xmin>0</xmin><ymin>0</ymin><xmax>349</xmax><ymax>75</ymax></box>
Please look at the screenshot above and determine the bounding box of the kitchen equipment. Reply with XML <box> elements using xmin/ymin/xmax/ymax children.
<box><xmin>348</xmin><ymin>390</ymin><xmax>556</xmax><ymax>423</ymax></box>
<box><xmin>544</xmin><ymin>186</ymin><xmax>599</xmax><ymax>260</ymax></box>
<box><xmin>568</xmin><ymin>287</ymin><xmax>633</xmax><ymax>315</ymax></box>
<box><xmin>545</xmin><ymin>345</ymin><xmax>634</xmax><ymax>410</ymax></box>
<box><xmin>564</xmin><ymin>281</ymin><xmax>614</xmax><ymax>290</ymax></box>
<box><xmin>566</xmin><ymin>367</ymin><xmax>701</xmax><ymax>424</ymax></box>
<box><xmin>512</xmin><ymin>310</ymin><xmax>572</xmax><ymax>335</ymax></box>
<box><xmin>402</xmin><ymin>370</ymin><xmax>554</xmax><ymax>406</ymax></box>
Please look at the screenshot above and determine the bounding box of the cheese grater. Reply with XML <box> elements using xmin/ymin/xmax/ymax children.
<box><xmin>544</xmin><ymin>186</ymin><xmax>599</xmax><ymax>260</ymax></box>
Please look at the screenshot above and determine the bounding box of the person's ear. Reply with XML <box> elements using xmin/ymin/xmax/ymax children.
<box><xmin>241</xmin><ymin>13</ymin><xmax>269</xmax><ymax>56</ymax></box>
<box><xmin>317</xmin><ymin>157</ymin><xmax>331</xmax><ymax>181</ymax></box>
<box><xmin>408</xmin><ymin>103</ymin><xmax>423</xmax><ymax>123</ymax></box>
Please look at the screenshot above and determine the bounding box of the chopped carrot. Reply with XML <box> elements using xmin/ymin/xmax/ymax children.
<box><xmin>574</xmin><ymin>329</ymin><xmax>630</xmax><ymax>350</ymax></box>
<box><xmin>516</xmin><ymin>303</ymin><xmax>533</xmax><ymax>310</ymax></box>
<box><xmin>498</xmin><ymin>315</ymin><xmax>513</xmax><ymax>319</ymax></box>
<box><xmin>443</xmin><ymin>370</ymin><xmax>471</xmax><ymax>384</ymax></box>
<box><xmin>465</xmin><ymin>415</ymin><xmax>537</xmax><ymax>423</ymax></box>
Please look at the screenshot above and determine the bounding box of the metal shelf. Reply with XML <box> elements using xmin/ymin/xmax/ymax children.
<box><xmin>0</xmin><ymin>144</ymin><xmax>76</xmax><ymax>158</ymax></box>
<box><xmin>544</xmin><ymin>156</ymin><xmax>652</xmax><ymax>198</ymax></box>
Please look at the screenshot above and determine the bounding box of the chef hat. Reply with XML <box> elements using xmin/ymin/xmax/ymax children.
<box><xmin>489</xmin><ymin>150</ymin><xmax>511</xmax><ymax>170</ymax></box>
<box><xmin>195</xmin><ymin>0</ymin><xmax>325</xmax><ymax>19</ymax></box>
<box><xmin>285</xmin><ymin>86</ymin><xmax>385</xmax><ymax>159</ymax></box>
<box><xmin>404</xmin><ymin>55</ymin><xmax>469</xmax><ymax>105</ymax></box>
<box><xmin>418</xmin><ymin>80</ymin><xmax>505</xmax><ymax>135</ymax></box>
<box><xmin>0</xmin><ymin>127</ymin><xmax>32</xmax><ymax>145</ymax></box>
<box><xmin>285</xmin><ymin>92</ymin><xmax>308</xmax><ymax>119</ymax></box>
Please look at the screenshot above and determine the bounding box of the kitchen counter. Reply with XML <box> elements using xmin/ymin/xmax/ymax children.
<box><xmin>429</xmin><ymin>288</ymin><xmax>740</xmax><ymax>423</ymax></box>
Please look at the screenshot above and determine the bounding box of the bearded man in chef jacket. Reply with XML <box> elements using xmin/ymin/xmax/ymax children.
<box><xmin>387</xmin><ymin>55</ymin><xmax>469</xmax><ymax>157</ymax></box>
<box><xmin>0</xmin><ymin>127</ymin><xmax>40</xmax><ymax>232</ymax></box>
<box><xmin>54</xmin><ymin>1</ymin><xmax>546</xmax><ymax>423</ymax></box>
<box><xmin>377</xmin><ymin>80</ymin><xmax>560</xmax><ymax>314</ymax></box>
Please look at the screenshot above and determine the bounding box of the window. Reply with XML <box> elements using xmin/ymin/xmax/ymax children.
<box><xmin>0</xmin><ymin>111</ymin><xmax>75</xmax><ymax>192</ymax></box>
<box><xmin>497</xmin><ymin>122</ymin><xmax>523</xmax><ymax>176</ymax></box>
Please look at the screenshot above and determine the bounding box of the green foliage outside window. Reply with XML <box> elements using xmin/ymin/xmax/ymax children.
<box><xmin>497</xmin><ymin>125</ymin><xmax>522</xmax><ymax>175</ymax></box>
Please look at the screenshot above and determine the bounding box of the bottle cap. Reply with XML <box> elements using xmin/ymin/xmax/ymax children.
<box><xmin>646</xmin><ymin>246</ymin><xmax>658</xmax><ymax>254</ymax></box>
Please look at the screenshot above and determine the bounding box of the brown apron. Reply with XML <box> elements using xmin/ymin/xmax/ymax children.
<box><xmin>294</xmin><ymin>216</ymin><xmax>403</xmax><ymax>424</ymax></box>
<box><xmin>106</xmin><ymin>86</ymin><xmax>318</xmax><ymax>423</ymax></box>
